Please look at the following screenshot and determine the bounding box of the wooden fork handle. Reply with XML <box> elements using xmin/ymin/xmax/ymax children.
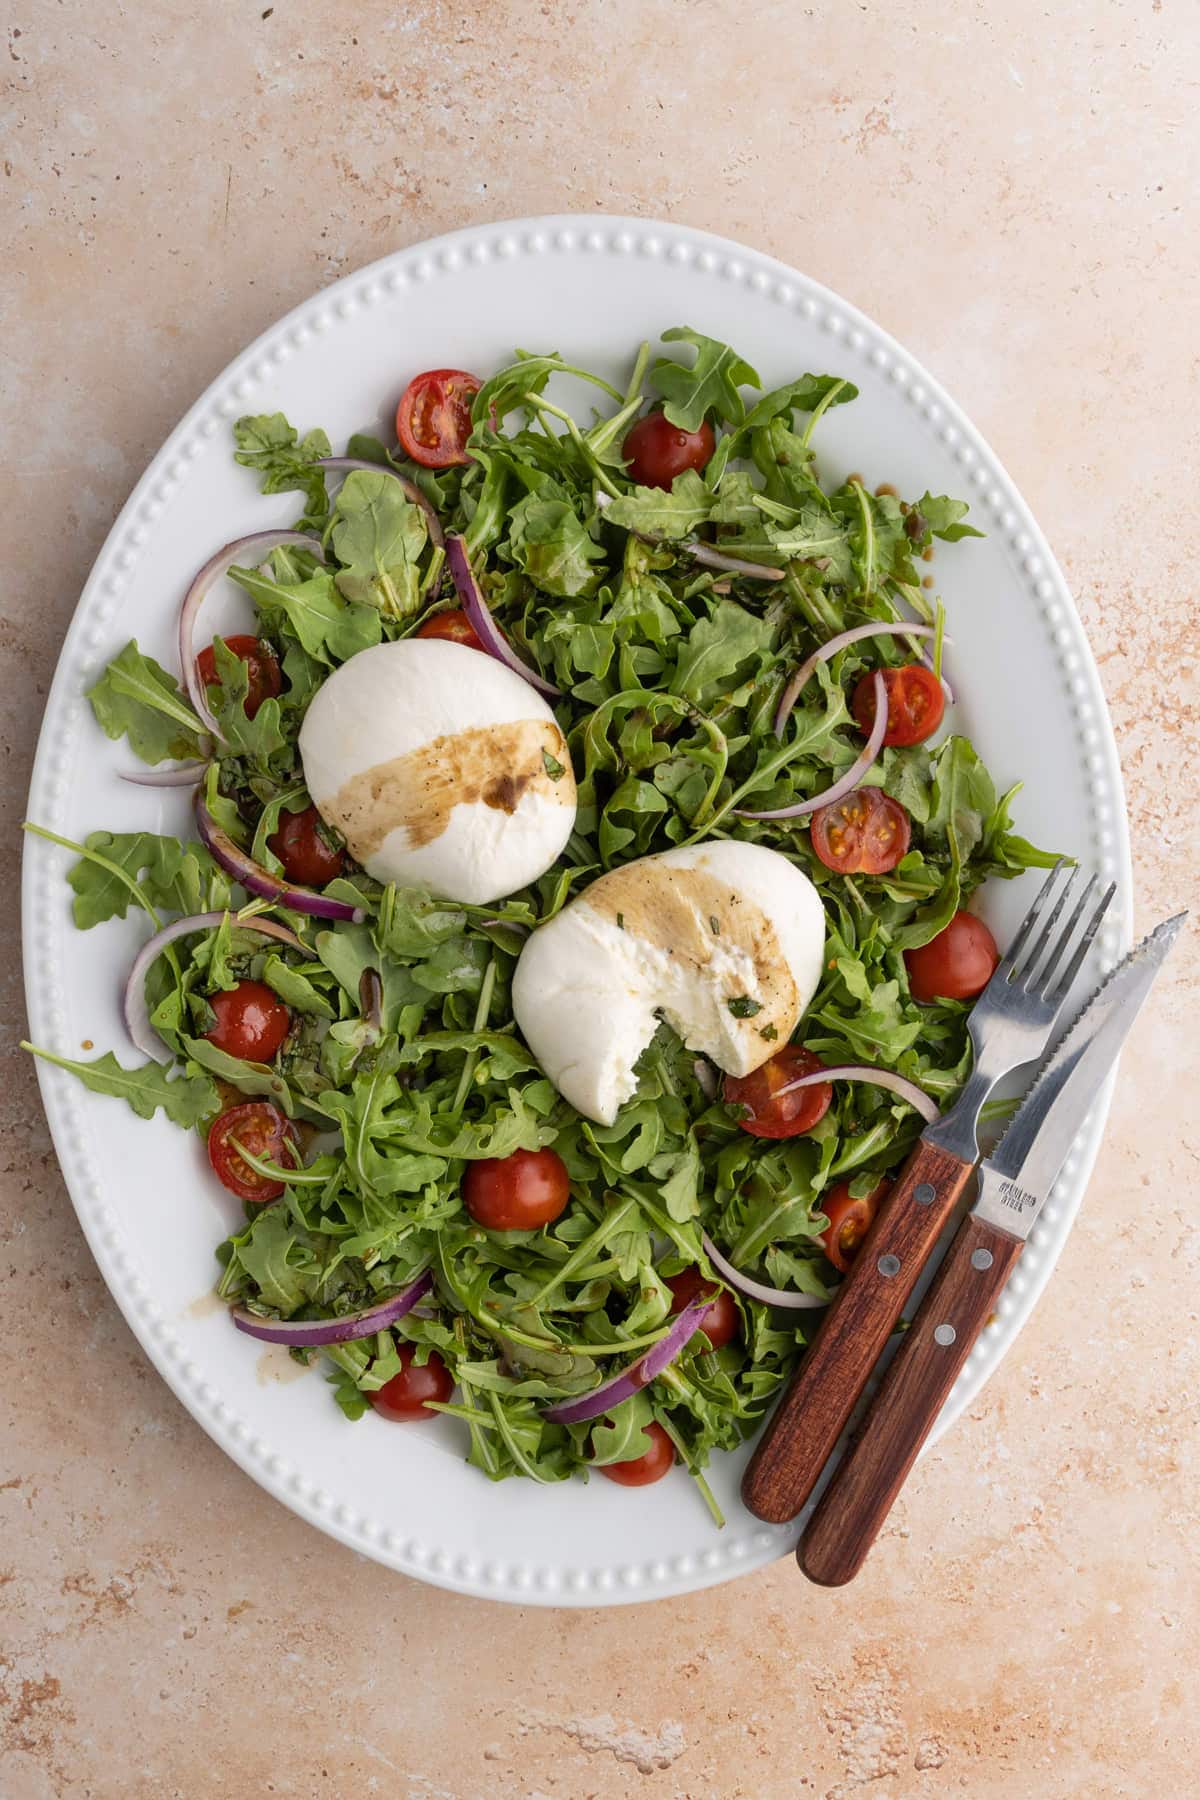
<box><xmin>798</xmin><ymin>1213</ymin><xmax>1024</xmax><ymax>1586</ymax></box>
<box><xmin>741</xmin><ymin>1138</ymin><xmax>974</xmax><ymax>1524</ymax></box>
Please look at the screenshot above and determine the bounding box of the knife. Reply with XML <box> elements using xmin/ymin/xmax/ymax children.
<box><xmin>797</xmin><ymin>911</ymin><xmax>1186</xmax><ymax>1587</ymax></box>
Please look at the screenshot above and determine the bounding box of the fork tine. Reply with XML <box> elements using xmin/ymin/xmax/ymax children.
<box><xmin>1014</xmin><ymin>863</ymin><xmax>1080</xmax><ymax>987</ymax></box>
<box><xmin>1034</xmin><ymin>872</ymin><xmax>1098</xmax><ymax>991</ymax></box>
<box><xmin>997</xmin><ymin>860</ymin><xmax>1069</xmax><ymax>977</ymax></box>
<box><xmin>1046</xmin><ymin>881</ymin><xmax>1117</xmax><ymax>1005</ymax></box>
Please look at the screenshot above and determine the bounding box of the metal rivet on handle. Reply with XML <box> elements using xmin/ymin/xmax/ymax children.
<box><xmin>971</xmin><ymin>1247</ymin><xmax>994</xmax><ymax>1271</ymax></box>
<box><xmin>933</xmin><ymin>1323</ymin><xmax>957</xmax><ymax>1347</ymax></box>
<box><xmin>877</xmin><ymin>1253</ymin><xmax>901</xmax><ymax>1278</ymax></box>
<box><xmin>913</xmin><ymin>1183</ymin><xmax>936</xmax><ymax>1206</ymax></box>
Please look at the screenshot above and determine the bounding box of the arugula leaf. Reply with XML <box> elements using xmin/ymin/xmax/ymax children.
<box><xmin>87</xmin><ymin>641</ymin><xmax>206</xmax><ymax>765</ymax></box>
<box><xmin>24</xmin><ymin>1043</ymin><xmax>218</xmax><ymax>1126</ymax></box>
<box><xmin>65</xmin><ymin>830</ymin><xmax>230</xmax><ymax>929</ymax></box>
<box><xmin>207</xmin><ymin>638</ymin><xmax>289</xmax><ymax>764</ymax></box>
<box><xmin>651</xmin><ymin>327</ymin><xmax>761</xmax><ymax>431</ymax></box>
<box><xmin>671</xmin><ymin>600</ymin><xmax>775</xmax><ymax>708</ymax></box>
<box><xmin>910</xmin><ymin>492</ymin><xmax>985</xmax><ymax>544</ymax></box>
<box><xmin>228</xmin><ymin>565</ymin><xmax>381</xmax><ymax>664</ymax></box>
<box><xmin>261</xmin><ymin>954</ymin><xmax>336</xmax><ymax>1019</ymax></box>
<box><xmin>505</xmin><ymin>489</ymin><xmax>604</xmax><ymax>598</ymax></box>
<box><xmin>330</xmin><ymin>470</ymin><xmax>428</xmax><ymax>617</ymax></box>
<box><xmin>602</xmin><ymin>469</ymin><xmax>714</xmax><ymax>539</ymax></box>
<box><xmin>233</xmin><ymin>413</ymin><xmax>331</xmax><ymax>520</ymax></box>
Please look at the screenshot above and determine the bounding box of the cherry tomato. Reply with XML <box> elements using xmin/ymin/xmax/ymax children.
<box><xmin>196</xmin><ymin>634</ymin><xmax>282</xmax><ymax>721</ymax></box>
<box><xmin>905</xmin><ymin>910</ymin><xmax>1000</xmax><ymax>1002</ymax></box>
<box><xmin>463</xmin><ymin>1146</ymin><xmax>570</xmax><ymax>1231</ymax></box>
<box><xmin>395</xmin><ymin>368</ymin><xmax>481</xmax><ymax>468</ymax></box>
<box><xmin>205</xmin><ymin>979</ymin><xmax>291</xmax><ymax>1062</ymax></box>
<box><xmin>851</xmin><ymin>664</ymin><xmax>945</xmax><ymax>747</ymax></box>
<box><xmin>596</xmin><ymin>1420</ymin><xmax>676</xmax><ymax>1486</ymax></box>
<box><xmin>622</xmin><ymin>409</ymin><xmax>716</xmax><ymax>489</ymax></box>
<box><xmin>818</xmin><ymin>1177</ymin><xmax>892</xmax><ymax>1275</ymax></box>
<box><xmin>267</xmin><ymin>803</ymin><xmax>345</xmax><ymax>887</ymax></box>
<box><xmin>811</xmin><ymin>788</ymin><xmax>912</xmax><ymax>876</ymax></box>
<box><xmin>665</xmin><ymin>1267</ymin><xmax>739</xmax><ymax>1350</ymax></box>
<box><xmin>207</xmin><ymin>1101</ymin><xmax>296</xmax><ymax>1203</ymax></box>
<box><xmin>724</xmin><ymin>1046</ymin><xmax>833</xmax><ymax>1140</ymax></box>
<box><xmin>369</xmin><ymin>1345</ymin><xmax>454</xmax><ymax>1421</ymax></box>
<box><xmin>415</xmin><ymin>609</ymin><xmax>485</xmax><ymax>652</ymax></box>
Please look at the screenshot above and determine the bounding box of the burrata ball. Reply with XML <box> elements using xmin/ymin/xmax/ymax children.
<box><xmin>298</xmin><ymin>638</ymin><xmax>577</xmax><ymax>904</ymax></box>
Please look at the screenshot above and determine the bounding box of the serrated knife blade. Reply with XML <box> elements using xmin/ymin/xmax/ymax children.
<box><xmin>973</xmin><ymin>912</ymin><xmax>1186</xmax><ymax>1239</ymax></box>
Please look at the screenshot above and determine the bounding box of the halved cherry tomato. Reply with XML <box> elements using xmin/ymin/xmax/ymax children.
<box><xmin>851</xmin><ymin>664</ymin><xmax>945</xmax><ymax>747</ymax></box>
<box><xmin>207</xmin><ymin>1100</ymin><xmax>296</xmax><ymax>1203</ymax></box>
<box><xmin>818</xmin><ymin>1177</ymin><xmax>892</xmax><ymax>1275</ymax></box>
<box><xmin>811</xmin><ymin>788</ymin><xmax>911</xmax><ymax>876</ymax></box>
<box><xmin>596</xmin><ymin>1419</ymin><xmax>675</xmax><ymax>1486</ymax></box>
<box><xmin>622</xmin><ymin>409</ymin><xmax>716</xmax><ymax>489</ymax></box>
<box><xmin>665</xmin><ymin>1267</ymin><xmax>739</xmax><ymax>1350</ymax></box>
<box><xmin>267</xmin><ymin>803</ymin><xmax>345</xmax><ymax>887</ymax></box>
<box><xmin>905</xmin><ymin>910</ymin><xmax>1000</xmax><ymax>1002</ymax></box>
<box><xmin>724</xmin><ymin>1046</ymin><xmax>833</xmax><ymax>1140</ymax></box>
<box><xmin>415</xmin><ymin>608</ymin><xmax>485</xmax><ymax>652</ymax></box>
<box><xmin>205</xmin><ymin>979</ymin><xmax>291</xmax><ymax>1062</ymax></box>
<box><xmin>196</xmin><ymin>634</ymin><xmax>282</xmax><ymax>721</ymax></box>
<box><xmin>369</xmin><ymin>1345</ymin><xmax>454</xmax><ymax>1421</ymax></box>
<box><xmin>396</xmin><ymin>368</ymin><xmax>481</xmax><ymax>468</ymax></box>
<box><xmin>463</xmin><ymin>1146</ymin><xmax>570</xmax><ymax>1231</ymax></box>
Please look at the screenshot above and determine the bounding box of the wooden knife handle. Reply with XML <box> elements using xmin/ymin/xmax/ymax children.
<box><xmin>741</xmin><ymin>1139</ymin><xmax>974</xmax><ymax>1524</ymax></box>
<box><xmin>798</xmin><ymin>1213</ymin><xmax>1024</xmax><ymax>1586</ymax></box>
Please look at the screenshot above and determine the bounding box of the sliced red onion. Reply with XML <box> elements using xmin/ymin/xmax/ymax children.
<box><xmin>180</xmin><ymin>530</ymin><xmax>325</xmax><ymax>740</ymax></box>
<box><xmin>771</xmin><ymin>1062</ymin><xmax>941</xmax><ymax>1126</ymax></box>
<box><xmin>543</xmin><ymin>1295</ymin><xmax>712</xmax><ymax>1425</ymax></box>
<box><xmin>119</xmin><ymin>761</ymin><xmax>209</xmax><ymax>788</ymax></box>
<box><xmin>737</xmin><ymin>671</ymin><xmax>887</xmax><ymax>820</ymax></box>
<box><xmin>444</xmin><ymin>534</ymin><xmax>563</xmax><ymax>700</ymax></box>
<box><xmin>231</xmin><ymin>1270</ymin><xmax>433</xmax><ymax>1347</ymax></box>
<box><xmin>774</xmin><ymin>623</ymin><xmax>942</xmax><ymax>738</ymax></box>
<box><xmin>688</xmin><ymin>542</ymin><xmax>785</xmax><ymax>581</ymax></box>
<box><xmin>701</xmin><ymin>1232</ymin><xmax>828</xmax><ymax>1310</ymax></box>
<box><xmin>693</xmin><ymin>1058</ymin><xmax>719</xmax><ymax>1101</ymax></box>
<box><xmin>316</xmin><ymin>458</ymin><xmax>445</xmax><ymax>548</ymax></box>
<box><xmin>195</xmin><ymin>793</ymin><xmax>364</xmax><ymax>923</ymax></box>
<box><xmin>358</xmin><ymin>967</ymin><xmax>383</xmax><ymax>1031</ymax></box>
<box><xmin>124</xmin><ymin>910</ymin><xmax>305</xmax><ymax>1060</ymax></box>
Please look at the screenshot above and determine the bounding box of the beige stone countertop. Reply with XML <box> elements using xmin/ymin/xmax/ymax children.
<box><xmin>3</xmin><ymin>2</ymin><xmax>1197</xmax><ymax>1795</ymax></box>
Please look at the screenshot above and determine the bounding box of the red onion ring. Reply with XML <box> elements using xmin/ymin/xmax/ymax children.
<box><xmin>693</xmin><ymin>1058</ymin><xmax>719</xmax><ymax>1101</ymax></box>
<box><xmin>316</xmin><ymin>458</ymin><xmax>445</xmax><ymax>548</ymax></box>
<box><xmin>770</xmin><ymin>1062</ymin><xmax>941</xmax><ymax>1126</ymax></box>
<box><xmin>195</xmin><ymin>792</ymin><xmax>363</xmax><ymax>923</ymax></box>
<box><xmin>180</xmin><ymin>530</ymin><xmax>326</xmax><ymax>740</ymax></box>
<box><xmin>701</xmin><ymin>1232</ymin><xmax>828</xmax><ymax>1310</ymax></box>
<box><xmin>736</xmin><ymin>671</ymin><xmax>887</xmax><ymax>820</ymax></box>
<box><xmin>543</xmin><ymin>1295</ymin><xmax>712</xmax><ymax>1424</ymax></box>
<box><xmin>119</xmin><ymin>761</ymin><xmax>209</xmax><ymax>788</ymax></box>
<box><xmin>444</xmin><ymin>534</ymin><xmax>562</xmax><ymax>700</ymax></box>
<box><xmin>231</xmin><ymin>1270</ymin><xmax>433</xmax><ymax>1347</ymax></box>
<box><xmin>688</xmin><ymin>542</ymin><xmax>786</xmax><ymax>581</ymax></box>
<box><xmin>774</xmin><ymin>623</ymin><xmax>942</xmax><ymax>738</ymax></box>
<box><xmin>358</xmin><ymin>967</ymin><xmax>383</xmax><ymax>1031</ymax></box>
<box><xmin>124</xmin><ymin>910</ymin><xmax>306</xmax><ymax>1060</ymax></box>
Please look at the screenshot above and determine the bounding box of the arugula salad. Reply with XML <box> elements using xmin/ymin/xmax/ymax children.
<box><xmin>26</xmin><ymin>329</ymin><xmax>1054</xmax><ymax>1517</ymax></box>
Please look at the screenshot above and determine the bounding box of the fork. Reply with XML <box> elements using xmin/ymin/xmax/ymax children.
<box><xmin>740</xmin><ymin>862</ymin><xmax>1115</xmax><ymax>1525</ymax></box>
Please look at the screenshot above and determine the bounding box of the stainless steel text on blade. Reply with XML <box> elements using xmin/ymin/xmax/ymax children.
<box><xmin>973</xmin><ymin>914</ymin><xmax>1185</xmax><ymax>1240</ymax></box>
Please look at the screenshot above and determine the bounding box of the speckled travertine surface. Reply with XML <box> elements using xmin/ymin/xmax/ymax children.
<box><xmin>3</xmin><ymin>3</ymin><xmax>1197</xmax><ymax>1795</ymax></box>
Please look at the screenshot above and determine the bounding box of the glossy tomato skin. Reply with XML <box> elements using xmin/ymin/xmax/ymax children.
<box><xmin>197</xmin><ymin>634</ymin><xmax>282</xmax><ymax>721</ymax></box>
<box><xmin>463</xmin><ymin>1146</ymin><xmax>570</xmax><ymax>1231</ymax></box>
<box><xmin>819</xmin><ymin>1177</ymin><xmax>892</xmax><ymax>1275</ymax></box>
<box><xmin>905</xmin><ymin>910</ymin><xmax>1000</xmax><ymax>1002</ymax></box>
<box><xmin>205</xmin><ymin>979</ymin><xmax>291</xmax><ymax>1062</ymax></box>
<box><xmin>852</xmin><ymin>664</ymin><xmax>945</xmax><ymax>747</ymax></box>
<box><xmin>596</xmin><ymin>1420</ymin><xmax>675</xmax><ymax>1486</ymax></box>
<box><xmin>724</xmin><ymin>1046</ymin><xmax>833</xmax><ymax>1139</ymax></box>
<box><xmin>622</xmin><ymin>409</ymin><xmax>716</xmax><ymax>489</ymax></box>
<box><xmin>665</xmin><ymin>1267</ymin><xmax>739</xmax><ymax>1350</ymax></box>
<box><xmin>369</xmin><ymin>1345</ymin><xmax>454</xmax><ymax>1421</ymax></box>
<box><xmin>396</xmin><ymin>368</ymin><xmax>481</xmax><ymax>468</ymax></box>
<box><xmin>267</xmin><ymin>804</ymin><xmax>346</xmax><ymax>887</ymax></box>
<box><xmin>207</xmin><ymin>1101</ymin><xmax>295</xmax><ymax>1203</ymax></box>
<box><xmin>811</xmin><ymin>788</ymin><xmax>911</xmax><ymax>876</ymax></box>
<box><xmin>415</xmin><ymin>609</ymin><xmax>485</xmax><ymax>651</ymax></box>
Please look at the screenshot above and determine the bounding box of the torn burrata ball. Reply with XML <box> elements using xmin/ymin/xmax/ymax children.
<box><xmin>511</xmin><ymin>840</ymin><xmax>826</xmax><ymax>1124</ymax></box>
<box><xmin>298</xmin><ymin>638</ymin><xmax>577</xmax><ymax>905</ymax></box>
